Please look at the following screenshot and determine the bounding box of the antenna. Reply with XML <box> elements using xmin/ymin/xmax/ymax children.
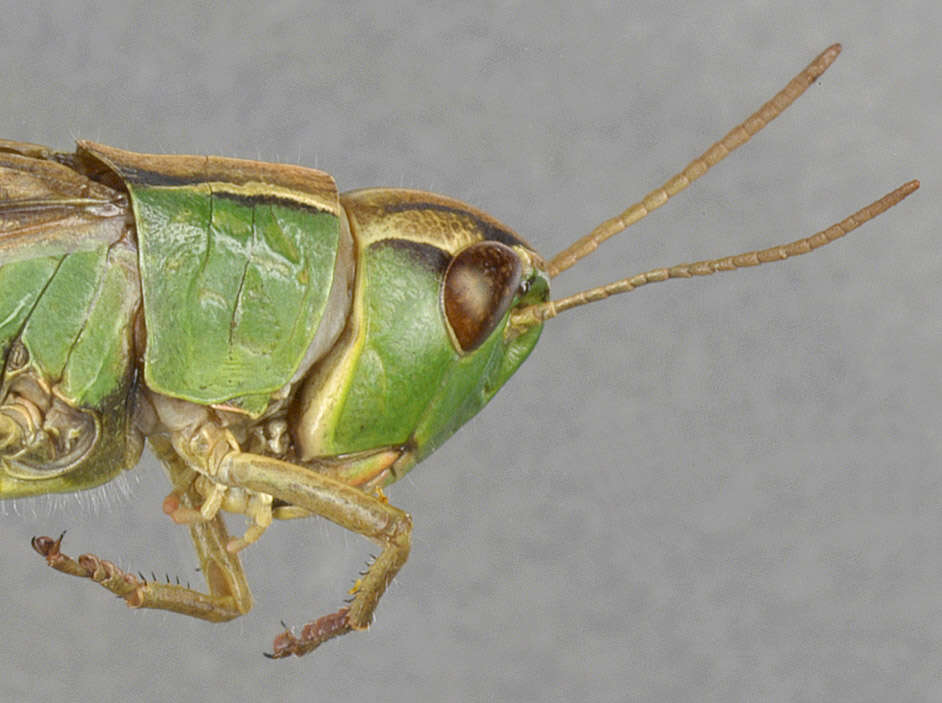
<box><xmin>511</xmin><ymin>180</ymin><xmax>919</xmax><ymax>328</ymax></box>
<box><xmin>548</xmin><ymin>44</ymin><xmax>842</xmax><ymax>278</ymax></box>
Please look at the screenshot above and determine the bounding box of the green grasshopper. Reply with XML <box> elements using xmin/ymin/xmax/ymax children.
<box><xmin>0</xmin><ymin>44</ymin><xmax>917</xmax><ymax>658</ymax></box>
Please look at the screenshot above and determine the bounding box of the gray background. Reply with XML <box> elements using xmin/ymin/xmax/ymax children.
<box><xmin>0</xmin><ymin>2</ymin><xmax>938</xmax><ymax>702</ymax></box>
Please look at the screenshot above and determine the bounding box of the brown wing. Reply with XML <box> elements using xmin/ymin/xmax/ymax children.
<box><xmin>0</xmin><ymin>140</ymin><xmax>130</xmax><ymax>264</ymax></box>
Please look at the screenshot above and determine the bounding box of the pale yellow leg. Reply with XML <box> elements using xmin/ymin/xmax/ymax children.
<box><xmin>223</xmin><ymin>452</ymin><xmax>413</xmax><ymax>658</ymax></box>
<box><xmin>172</xmin><ymin>422</ymin><xmax>412</xmax><ymax>657</ymax></box>
<box><xmin>33</xmin><ymin>437</ymin><xmax>253</xmax><ymax>622</ymax></box>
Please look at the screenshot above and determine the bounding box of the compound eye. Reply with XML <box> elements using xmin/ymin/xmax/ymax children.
<box><xmin>443</xmin><ymin>242</ymin><xmax>523</xmax><ymax>353</ymax></box>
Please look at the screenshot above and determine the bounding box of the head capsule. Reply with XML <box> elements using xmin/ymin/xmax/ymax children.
<box><xmin>291</xmin><ymin>188</ymin><xmax>549</xmax><ymax>485</ymax></box>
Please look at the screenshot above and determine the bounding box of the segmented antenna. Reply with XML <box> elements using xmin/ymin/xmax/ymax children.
<box><xmin>548</xmin><ymin>43</ymin><xmax>843</xmax><ymax>278</ymax></box>
<box><xmin>511</xmin><ymin>180</ymin><xmax>919</xmax><ymax>327</ymax></box>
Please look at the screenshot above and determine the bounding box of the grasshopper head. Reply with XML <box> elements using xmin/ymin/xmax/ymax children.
<box><xmin>291</xmin><ymin>189</ymin><xmax>550</xmax><ymax>481</ymax></box>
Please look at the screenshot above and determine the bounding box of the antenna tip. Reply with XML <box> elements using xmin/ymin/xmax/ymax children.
<box><xmin>815</xmin><ymin>44</ymin><xmax>843</xmax><ymax>73</ymax></box>
<box><xmin>891</xmin><ymin>179</ymin><xmax>921</xmax><ymax>202</ymax></box>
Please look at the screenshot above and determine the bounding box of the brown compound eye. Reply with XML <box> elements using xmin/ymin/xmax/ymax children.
<box><xmin>443</xmin><ymin>241</ymin><xmax>523</xmax><ymax>353</ymax></box>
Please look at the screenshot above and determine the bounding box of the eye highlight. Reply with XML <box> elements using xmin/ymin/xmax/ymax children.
<box><xmin>442</xmin><ymin>242</ymin><xmax>522</xmax><ymax>353</ymax></box>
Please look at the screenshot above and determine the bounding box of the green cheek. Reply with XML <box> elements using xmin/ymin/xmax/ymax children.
<box><xmin>325</xmin><ymin>239</ymin><xmax>455</xmax><ymax>452</ymax></box>
<box><xmin>410</xmin><ymin>313</ymin><xmax>542</xmax><ymax>465</ymax></box>
<box><xmin>314</xmin><ymin>237</ymin><xmax>543</xmax><ymax>478</ymax></box>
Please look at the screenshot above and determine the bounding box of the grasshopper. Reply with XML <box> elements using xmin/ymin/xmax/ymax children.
<box><xmin>0</xmin><ymin>44</ymin><xmax>917</xmax><ymax>657</ymax></box>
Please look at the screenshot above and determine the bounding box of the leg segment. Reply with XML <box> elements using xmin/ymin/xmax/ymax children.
<box><xmin>32</xmin><ymin>437</ymin><xmax>253</xmax><ymax>622</ymax></box>
<box><xmin>174</xmin><ymin>426</ymin><xmax>412</xmax><ymax>657</ymax></box>
<box><xmin>31</xmin><ymin>530</ymin><xmax>247</xmax><ymax>621</ymax></box>
<box><xmin>224</xmin><ymin>452</ymin><xmax>412</xmax><ymax>657</ymax></box>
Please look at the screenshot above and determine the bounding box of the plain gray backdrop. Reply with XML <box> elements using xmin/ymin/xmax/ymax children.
<box><xmin>0</xmin><ymin>2</ymin><xmax>938</xmax><ymax>702</ymax></box>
